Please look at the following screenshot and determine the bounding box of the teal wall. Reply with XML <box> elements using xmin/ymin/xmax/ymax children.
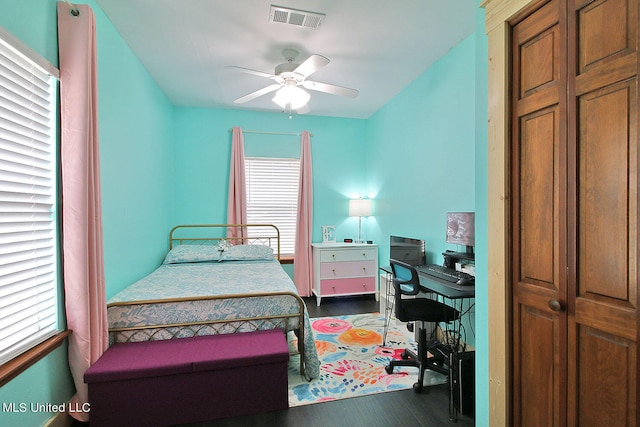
<box><xmin>1</xmin><ymin>1</ymin><xmax>490</xmax><ymax>426</ymax></box>
<box><xmin>366</xmin><ymin>34</ymin><xmax>477</xmax><ymax>352</ymax></box>
<box><xmin>366</xmin><ymin>35</ymin><xmax>476</xmax><ymax>263</ymax></box>
<box><xmin>365</xmin><ymin>8</ymin><xmax>488</xmax><ymax>422</ymax></box>
<box><xmin>0</xmin><ymin>1</ymin><xmax>174</xmax><ymax>426</ymax></box>
<box><xmin>172</xmin><ymin>108</ymin><xmax>368</xmax><ymax>243</ymax></box>
<box><xmin>94</xmin><ymin>6</ymin><xmax>175</xmax><ymax>299</ymax></box>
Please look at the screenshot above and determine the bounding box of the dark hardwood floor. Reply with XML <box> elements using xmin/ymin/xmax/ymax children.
<box><xmin>181</xmin><ymin>295</ymin><xmax>475</xmax><ymax>427</ymax></box>
<box><xmin>76</xmin><ymin>295</ymin><xmax>475</xmax><ymax>427</ymax></box>
<box><xmin>303</xmin><ymin>293</ymin><xmax>380</xmax><ymax>317</ymax></box>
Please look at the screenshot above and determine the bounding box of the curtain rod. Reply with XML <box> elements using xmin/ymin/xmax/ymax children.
<box><xmin>228</xmin><ymin>129</ymin><xmax>313</xmax><ymax>137</ymax></box>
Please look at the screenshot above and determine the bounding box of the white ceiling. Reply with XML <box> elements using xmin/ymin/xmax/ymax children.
<box><xmin>96</xmin><ymin>0</ymin><xmax>477</xmax><ymax>119</ymax></box>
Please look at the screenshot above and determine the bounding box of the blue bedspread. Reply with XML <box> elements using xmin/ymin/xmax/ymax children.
<box><xmin>107</xmin><ymin>258</ymin><xmax>320</xmax><ymax>379</ymax></box>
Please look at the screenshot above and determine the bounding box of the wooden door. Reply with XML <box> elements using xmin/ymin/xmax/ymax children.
<box><xmin>510</xmin><ymin>0</ymin><xmax>638</xmax><ymax>426</ymax></box>
<box><xmin>570</xmin><ymin>0</ymin><xmax>637</xmax><ymax>424</ymax></box>
<box><xmin>511</xmin><ymin>1</ymin><xmax>568</xmax><ymax>425</ymax></box>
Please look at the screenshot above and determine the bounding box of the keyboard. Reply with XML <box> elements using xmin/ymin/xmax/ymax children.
<box><xmin>417</xmin><ymin>264</ymin><xmax>475</xmax><ymax>284</ymax></box>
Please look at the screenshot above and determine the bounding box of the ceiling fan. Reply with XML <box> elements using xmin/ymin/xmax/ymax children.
<box><xmin>227</xmin><ymin>48</ymin><xmax>359</xmax><ymax>112</ymax></box>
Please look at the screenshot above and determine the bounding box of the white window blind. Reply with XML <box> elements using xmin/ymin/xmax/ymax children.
<box><xmin>245</xmin><ymin>157</ymin><xmax>300</xmax><ymax>255</ymax></box>
<box><xmin>0</xmin><ymin>34</ymin><xmax>59</xmax><ymax>365</ymax></box>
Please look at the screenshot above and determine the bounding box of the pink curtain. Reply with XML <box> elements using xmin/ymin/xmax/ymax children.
<box><xmin>293</xmin><ymin>131</ymin><xmax>313</xmax><ymax>296</ymax></box>
<box><xmin>226</xmin><ymin>127</ymin><xmax>247</xmax><ymax>240</ymax></box>
<box><xmin>57</xmin><ymin>3</ymin><xmax>108</xmax><ymax>422</ymax></box>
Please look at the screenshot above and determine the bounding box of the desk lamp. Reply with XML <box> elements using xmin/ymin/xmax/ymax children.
<box><xmin>349</xmin><ymin>198</ymin><xmax>372</xmax><ymax>243</ymax></box>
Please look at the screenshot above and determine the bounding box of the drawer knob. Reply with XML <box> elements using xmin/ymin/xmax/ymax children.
<box><xmin>332</xmin><ymin>254</ymin><xmax>336</xmax><ymax>259</ymax></box>
<box><xmin>362</xmin><ymin>283</ymin><xmax>367</xmax><ymax>289</ymax></box>
<box><xmin>332</xmin><ymin>269</ymin><xmax>336</xmax><ymax>275</ymax></box>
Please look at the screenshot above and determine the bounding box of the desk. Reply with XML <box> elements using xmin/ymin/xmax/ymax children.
<box><xmin>380</xmin><ymin>265</ymin><xmax>474</xmax><ymax>353</ymax></box>
<box><xmin>417</xmin><ymin>271</ymin><xmax>475</xmax><ymax>299</ymax></box>
<box><xmin>379</xmin><ymin>265</ymin><xmax>475</xmax><ymax>421</ymax></box>
<box><xmin>379</xmin><ymin>265</ymin><xmax>475</xmax><ymax>299</ymax></box>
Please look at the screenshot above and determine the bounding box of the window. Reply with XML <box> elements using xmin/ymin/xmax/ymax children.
<box><xmin>245</xmin><ymin>157</ymin><xmax>300</xmax><ymax>255</ymax></box>
<box><xmin>0</xmin><ymin>31</ymin><xmax>59</xmax><ymax>365</ymax></box>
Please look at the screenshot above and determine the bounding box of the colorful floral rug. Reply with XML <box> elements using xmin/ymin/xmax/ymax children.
<box><xmin>287</xmin><ymin>313</ymin><xmax>447</xmax><ymax>407</ymax></box>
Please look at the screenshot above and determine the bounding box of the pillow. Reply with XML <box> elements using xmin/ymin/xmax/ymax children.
<box><xmin>218</xmin><ymin>244</ymin><xmax>275</xmax><ymax>262</ymax></box>
<box><xmin>163</xmin><ymin>245</ymin><xmax>221</xmax><ymax>264</ymax></box>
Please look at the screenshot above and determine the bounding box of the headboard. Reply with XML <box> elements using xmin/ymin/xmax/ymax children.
<box><xmin>169</xmin><ymin>223</ymin><xmax>281</xmax><ymax>260</ymax></box>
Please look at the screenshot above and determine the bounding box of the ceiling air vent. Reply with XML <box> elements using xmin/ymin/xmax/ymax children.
<box><xmin>269</xmin><ymin>5</ymin><xmax>325</xmax><ymax>29</ymax></box>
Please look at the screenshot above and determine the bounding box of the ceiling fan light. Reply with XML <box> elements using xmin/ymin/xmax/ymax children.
<box><xmin>273</xmin><ymin>85</ymin><xmax>310</xmax><ymax>109</ymax></box>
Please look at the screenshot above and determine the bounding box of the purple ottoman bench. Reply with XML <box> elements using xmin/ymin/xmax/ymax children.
<box><xmin>84</xmin><ymin>329</ymin><xmax>289</xmax><ymax>427</ymax></box>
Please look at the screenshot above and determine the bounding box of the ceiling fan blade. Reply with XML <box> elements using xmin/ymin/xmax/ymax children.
<box><xmin>234</xmin><ymin>84</ymin><xmax>281</xmax><ymax>104</ymax></box>
<box><xmin>225</xmin><ymin>66</ymin><xmax>275</xmax><ymax>80</ymax></box>
<box><xmin>302</xmin><ymin>80</ymin><xmax>359</xmax><ymax>98</ymax></box>
<box><xmin>293</xmin><ymin>54</ymin><xmax>330</xmax><ymax>78</ymax></box>
<box><xmin>295</xmin><ymin>104</ymin><xmax>310</xmax><ymax>115</ymax></box>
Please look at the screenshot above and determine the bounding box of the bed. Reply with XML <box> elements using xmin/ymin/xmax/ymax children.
<box><xmin>107</xmin><ymin>224</ymin><xmax>320</xmax><ymax>380</ymax></box>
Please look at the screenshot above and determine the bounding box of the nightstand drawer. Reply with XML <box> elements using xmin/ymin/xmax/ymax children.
<box><xmin>319</xmin><ymin>277</ymin><xmax>376</xmax><ymax>295</ymax></box>
<box><xmin>320</xmin><ymin>260</ymin><xmax>377</xmax><ymax>278</ymax></box>
<box><xmin>320</xmin><ymin>248</ymin><xmax>377</xmax><ymax>262</ymax></box>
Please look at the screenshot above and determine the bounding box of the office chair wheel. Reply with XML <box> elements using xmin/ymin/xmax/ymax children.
<box><xmin>385</xmin><ymin>365</ymin><xmax>395</xmax><ymax>374</ymax></box>
<box><xmin>413</xmin><ymin>382</ymin><xmax>423</xmax><ymax>393</ymax></box>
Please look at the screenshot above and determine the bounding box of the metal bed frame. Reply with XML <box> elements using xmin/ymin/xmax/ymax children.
<box><xmin>168</xmin><ymin>223</ymin><xmax>281</xmax><ymax>257</ymax></box>
<box><xmin>107</xmin><ymin>224</ymin><xmax>308</xmax><ymax>378</ymax></box>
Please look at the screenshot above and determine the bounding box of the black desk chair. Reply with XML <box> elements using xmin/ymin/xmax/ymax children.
<box><xmin>385</xmin><ymin>259</ymin><xmax>460</xmax><ymax>392</ymax></box>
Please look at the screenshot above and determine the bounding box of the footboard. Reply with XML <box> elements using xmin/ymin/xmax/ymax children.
<box><xmin>107</xmin><ymin>292</ymin><xmax>307</xmax><ymax>377</ymax></box>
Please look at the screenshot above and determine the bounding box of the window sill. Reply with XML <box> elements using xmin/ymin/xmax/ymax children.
<box><xmin>0</xmin><ymin>330</ymin><xmax>71</xmax><ymax>387</ymax></box>
<box><xmin>279</xmin><ymin>256</ymin><xmax>294</xmax><ymax>264</ymax></box>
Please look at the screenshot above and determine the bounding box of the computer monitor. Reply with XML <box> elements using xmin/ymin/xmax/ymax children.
<box><xmin>446</xmin><ymin>212</ymin><xmax>475</xmax><ymax>255</ymax></box>
<box><xmin>390</xmin><ymin>235</ymin><xmax>426</xmax><ymax>266</ymax></box>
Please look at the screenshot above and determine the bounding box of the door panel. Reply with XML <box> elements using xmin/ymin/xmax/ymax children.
<box><xmin>572</xmin><ymin>0</ymin><xmax>638</xmax><ymax>422</ymax></box>
<box><xmin>520</xmin><ymin>27</ymin><xmax>559</xmax><ymax>97</ymax></box>
<box><xmin>518</xmin><ymin>305</ymin><xmax>560</xmax><ymax>427</ymax></box>
<box><xmin>577</xmin><ymin>0</ymin><xmax>636</xmax><ymax>73</ymax></box>
<box><xmin>511</xmin><ymin>0</ymin><xmax>638</xmax><ymax>425</ymax></box>
<box><xmin>519</xmin><ymin>108</ymin><xmax>558</xmax><ymax>286</ymax></box>
<box><xmin>578</xmin><ymin>326</ymin><xmax>637</xmax><ymax>426</ymax></box>
<box><xmin>511</xmin><ymin>2</ymin><xmax>567</xmax><ymax>426</ymax></box>
<box><xmin>516</xmin><ymin>0</ymin><xmax>562</xmax><ymax>102</ymax></box>
<box><xmin>578</xmin><ymin>82</ymin><xmax>634</xmax><ymax>301</ymax></box>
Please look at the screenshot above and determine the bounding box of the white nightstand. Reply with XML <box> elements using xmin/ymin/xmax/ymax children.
<box><xmin>311</xmin><ymin>242</ymin><xmax>379</xmax><ymax>306</ymax></box>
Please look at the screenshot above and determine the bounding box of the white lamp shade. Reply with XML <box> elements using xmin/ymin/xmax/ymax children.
<box><xmin>272</xmin><ymin>85</ymin><xmax>310</xmax><ymax>109</ymax></box>
<box><xmin>349</xmin><ymin>199</ymin><xmax>372</xmax><ymax>217</ymax></box>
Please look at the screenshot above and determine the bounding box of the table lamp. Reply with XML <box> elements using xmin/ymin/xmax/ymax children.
<box><xmin>349</xmin><ymin>198</ymin><xmax>372</xmax><ymax>243</ymax></box>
